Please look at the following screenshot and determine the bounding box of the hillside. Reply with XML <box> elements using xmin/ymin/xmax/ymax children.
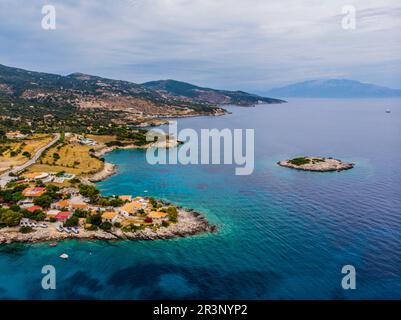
<box><xmin>265</xmin><ymin>79</ymin><xmax>401</xmax><ymax>98</ymax></box>
<box><xmin>142</xmin><ymin>79</ymin><xmax>285</xmax><ymax>105</ymax></box>
<box><xmin>0</xmin><ymin>64</ymin><xmax>227</xmax><ymax>133</ymax></box>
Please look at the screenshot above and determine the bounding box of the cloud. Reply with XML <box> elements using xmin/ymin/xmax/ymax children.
<box><xmin>0</xmin><ymin>0</ymin><xmax>400</xmax><ymax>91</ymax></box>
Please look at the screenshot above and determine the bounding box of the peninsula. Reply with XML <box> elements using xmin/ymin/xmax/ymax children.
<box><xmin>278</xmin><ymin>157</ymin><xmax>354</xmax><ymax>172</ymax></box>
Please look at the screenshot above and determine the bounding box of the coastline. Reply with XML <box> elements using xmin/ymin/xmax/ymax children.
<box><xmin>0</xmin><ymin>139</ymin><xmax>216</xmax><ymax>244</ymax></box>
<box><xmin>0</xmin><ymin>208</ymin><xmax>216</xmax><ymax>244</ymax></box>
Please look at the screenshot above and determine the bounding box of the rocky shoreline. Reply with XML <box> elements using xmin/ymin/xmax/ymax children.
<box><xmin>278</xmin><ymin>157</ymin><xmax>354</xmax><ymax>172</ymax></box>
<box><xmin>0</xmin><ymin>208</ymin><xmax>216</xmax><ymax>244</ymax></box>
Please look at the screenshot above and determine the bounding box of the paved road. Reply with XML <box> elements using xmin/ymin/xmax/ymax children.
<box><xmin>0</xmin><ymin>133</ymin><xmax>61</xmax><ymax>188</ymax></box>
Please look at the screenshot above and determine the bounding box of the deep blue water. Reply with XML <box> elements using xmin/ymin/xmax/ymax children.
<box><xmin>0</xmin><ymin>98</ymin><xmax>400</xmax><ymax>300</ymax></box>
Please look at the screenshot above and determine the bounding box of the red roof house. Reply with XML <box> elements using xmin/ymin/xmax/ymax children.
<box><xmin>26</xmin><ymin>205</ymin><xmax>43</xmax><ymax>213</ymax></box>
<box><xmin>55</xmin><ymin>212</ymin><xmax>72</xmax><ymax>221</ymax></box>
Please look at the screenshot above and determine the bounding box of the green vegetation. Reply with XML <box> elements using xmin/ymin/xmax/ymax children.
<box><xmin>22</xmin><ymin>209</ymin><xmax>45</xmax><ymax>221</ymax></box>
<box><xmin>167</xmin><ymin>206</ymin><xmax>178</xmax><ymax>223</ymax></box>
<box><xmin>0</xmin><ymin>209</ymin><xmax>22</xmax><ymax>227</ymax></box>
<box><xmin>19</xmin><ymin>226</ymin><xmax>34</xmax><ymax>234</ymax></box>
<box><xmin>100</xmin><ymin>222</ymin><xmax>112</xmax><ymax>231</ymax></box>
<box><xmin>33</xmin><ymin>195</ymin><xmax>53</xmax><ymax>209</ymax></box>
<box><xmin>64</xmin><ymin>215</ymin><xmax>79</xmax><ymax>227</ymax></box>
<box><xmin>288</xmin><ymin>157</ymin><xmax>311</xmax><ymax>166</ymax></box>
<box><xmin>86</xmin><ymin>213</ymin><xmax>102</xmax><ymax>226</ymax></box>
<box><xmin>79</xmin><ymin>184</ymin><xmax>100</xmax><ymax>202</ymax></box>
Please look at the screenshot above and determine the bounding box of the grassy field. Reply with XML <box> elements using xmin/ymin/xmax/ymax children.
<box><xmin>87</xmin><ymin>134</ymin><xmax>117</xmax><ymax>145</ymax></box>
<box><xmin>28</xmin><ymin>139</ymin><xmax>103</xmax><ymax>176</ymax></box>
<box><xmin>0</xmin><ymin>134</ymin><xmax>53</xmax><ymax>173</ymax></box>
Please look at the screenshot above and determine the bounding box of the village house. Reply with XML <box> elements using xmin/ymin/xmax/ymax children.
<box><xmin>22</xmin><ymin>187</ymin><xmax>46</xmax><ymax>200</ymax></box>
<box><xmin>118</xmin><ymin>195</ymin><xmax>132</xmax><ymax>202</ymax></box>
<box><xmin>60</xmin><ymin>187</ymin><xmax>79</xmax><ymax>197</ymax></box>
<box><xmin>120</xmin><ymin>201</ymin><xmax>143</xmax><ymax>217</ymax></box>
<box><xmin>46</xmin><ymin>209</ymin><xmax>60</xmax><ymax>220</ymax></box>
<box><xmin>55</xmin><ymin>212</ymin><xmax>72</xmax><ymax>222</ymax></box>
<box><xmin>52</xmin><ymin>200</ymin><xmax>70</xmax><ymax>210</ymax></box>
<box><xmin>26</xmin><ymin>205</ymin><xmax>43</xmax><ymax>213</ymax></box>
<box><xmin>102</xmin><ymin>211</ymin><xmax>119</xmax><ymax>223</ymax></box>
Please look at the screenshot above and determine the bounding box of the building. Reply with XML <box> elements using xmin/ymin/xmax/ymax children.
<box><xmin>22</xmin><ymin>187</ymin><xmax>46</xmax><ymax>199</ymax></box>
<box><xmin>6</xmin><ymin>131</ymin><xmax>27</xmax><ymax>140</ymax></box>
<box><xmin>52</xmin><ymin>200</ymin><xmax>70</xmax><ymax>210</ymax></box>
<box><xmin>46</xmin><ymin>210</ymin><xmax>60</xmax><ymax>219</ymax></box>
<box><xmin>21</xmin><ymin>172</ymin><xmax>49</xmax><ymax>181</ymax></box>
<box><xmin>55</xmin><ymin>212</ymin><xmax>72</xmax><ymax>222</ymax></box>
<box><xmin>26</xmin><ymin>205</ymin><xmax>43</xmax><ymax>213</ymax></box>
<box><xmin>71</xmin><ymin>203</ymin><xmax>88</xmax><ymax>210</ymax></box>
<box><xmin>118</xmin><ymin>195</ymin><xmax>132</xmax><ymax>202</ymax></box>
<box><xmin>102</xmin><ymin>211</ymin><xmax>119</xmax><ymax>223</ymax></box>
<box><xmin>60</xmin><ymin>187</ymin><xmax>79</xmax><ymax>196</ymax></box>
<box><xmin>120</xmin><ymin>201</ymin><xmax>143</xmax><ymax>216</ymax></box>
<box><xmin>148</xmin><ymin>211</ymin><xmax>168</xmax><ymax>219</ymax></box>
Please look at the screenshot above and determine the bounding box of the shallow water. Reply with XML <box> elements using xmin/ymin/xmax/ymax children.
<box><xmin>1</xmin><ymin>98</ymin><xmax>400</xmax><ymax>299</ymax></box>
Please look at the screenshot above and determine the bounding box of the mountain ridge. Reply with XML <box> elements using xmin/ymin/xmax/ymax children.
<box><xmin>265</xmin><ymin>79</ymin><xmax>401</xmax><ymax>98</ymax></box>
<box><xmin>142</xmin><ymin>79</ymin><xmax>285</xmax><ymax>105</ymax></box>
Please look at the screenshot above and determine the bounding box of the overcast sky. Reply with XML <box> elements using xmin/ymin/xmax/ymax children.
<box><xmin>0</xmin><ymin>0</ymin><xmax>400</xmax><ymax>93</ymax></box>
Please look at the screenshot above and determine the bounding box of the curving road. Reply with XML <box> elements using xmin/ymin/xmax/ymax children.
<box><xmin>0</xmin><ymin>133</ymin><xmax>60</xmax><ymax>188</ymax></box>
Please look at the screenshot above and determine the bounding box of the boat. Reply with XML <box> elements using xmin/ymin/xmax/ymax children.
<box><xmin>60</xmin><ymin>253</ymin><xmax>69</xmax><ymax>260</ymax></box>
<box><xmin>49</xmin><ymin>243</ymin><xmax>57</xmax><ymax>247</ymax></box>
<box><xmin>386</xmin><ymin>109</ymin><xmax>391</xmax><ymax>113</ymax></box>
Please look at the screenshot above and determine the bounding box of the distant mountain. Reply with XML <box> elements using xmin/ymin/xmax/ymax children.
<box><xmin>142</xmin><ymin>79</ymin><xmax>285</xmax><ymax>105</ymax></box>
<box><xmin>265</xmin><ymin>79</ymin><xmax>401</xmax><ymax>98</ymax></box>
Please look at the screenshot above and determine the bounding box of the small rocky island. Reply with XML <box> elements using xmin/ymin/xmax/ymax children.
<box><xmin>278</xmin><ymin>157</ymin><xmax>354</xmax><ymax>172</ymax></box>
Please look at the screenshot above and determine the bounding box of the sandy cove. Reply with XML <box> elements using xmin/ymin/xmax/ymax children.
<box><xmin>88</xmin><ymin>139</ymin><xmax>181</xmax><ymax>183</ymax></box>
<box><xmin>0</xmin><ymin>208</ymin><xmax>216</xmax><ymax>244</ymax></box>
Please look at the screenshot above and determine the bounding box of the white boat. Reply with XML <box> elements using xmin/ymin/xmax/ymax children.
<box><xmin>386</xmin><ymin>109</ymin><xmax>391</xmax><ymax>113</ymax></box>
<box><xmin>60</xmin><ymin>253</ymin><xmax>69</xmax><ymax>260</ymax></box>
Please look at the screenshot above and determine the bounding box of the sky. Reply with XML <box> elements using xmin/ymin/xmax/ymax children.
<box><xmin>0</xmin><ymin>0</ymin><xmax>400</xmax><ymax>93</ymax></box>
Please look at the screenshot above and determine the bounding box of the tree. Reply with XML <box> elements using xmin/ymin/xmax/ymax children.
<box><xmin>52</xmin><ymin>153</ymin><xmax>60</xmax><ymax>161</ymax></box>
<box><xmin>22</xmin><ymin>151</ymin><xmax>31</xmax><ymax>158</ymax></box>
<box><xmin>100</xmin><ymin>222</ymin><xmax>112</xmax><ymax>231</ymax></box>
<box><xmin>64</xmin><ymin>215</ymin><xmax>79</xmax><ymax>227</ymax></box>
<box><xmin>86</xmin><ymin>213</ymin><xmax>102</xmax><ymax>226</ymax></box>
<box><xmin>33</xmin><ymin>195</ymin><xmax>53</xmax><ymax>209</ymax></box>
<box><xmin>167</xmin><ymin>206</ymin><xmax>178</xmax><ymax>223</ymax></box>
<box><xmin>79</xmin><ymin>184</ymin><xmax>100</xmax><ymax>202</ymax></box>
<box><xmin>0</xmin><ymin>210</ymin><xmax>22</xmax><ymax>227</ymax></box>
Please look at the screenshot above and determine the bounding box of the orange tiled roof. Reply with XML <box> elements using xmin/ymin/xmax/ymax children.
<box><xmin>22</xmin><ymin>187</ymin><xmax>46</xmax><ymax>198</ymax></box>
<box><xmin>148</xmin><ymin>211</ymin><xmax>168</xmax><ymax>219</ymax></box>
<box><xmin>102</xmin><ymin>212</ymin><xmax>118</xmax><ymax>220</ymax></box>
<box><xmin>71</xmin><ymin>203</ymin><xmax>88</xmax><ymax>209</ymax></box>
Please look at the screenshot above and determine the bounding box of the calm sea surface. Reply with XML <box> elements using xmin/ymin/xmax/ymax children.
<box><xmin>1</xmin><ymin>98</ymin><xmax>400</xmax><ymax>299</ymax></box>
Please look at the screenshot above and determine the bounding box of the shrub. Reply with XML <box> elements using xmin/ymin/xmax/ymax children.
<box><xmin>100</xmin><ymin>222</ymin><xmax>112</xmax><ymax>231</ymax></box>
<box><xmin>19</xmin><ymin>226</ymin><xmax>34</xmax><ymax>234</ymax></box>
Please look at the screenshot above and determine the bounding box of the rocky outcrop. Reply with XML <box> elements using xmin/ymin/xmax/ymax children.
<box><xmin>278</xmin><ymin>157</ymin><xmax>354</xmax><ymax>172</ymax></box>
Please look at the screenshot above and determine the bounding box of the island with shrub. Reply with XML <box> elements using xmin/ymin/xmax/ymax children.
<box><xmin>277</xmin><ymin>157</ymin><xmax>354</xmax><ymax>172</ymax></box>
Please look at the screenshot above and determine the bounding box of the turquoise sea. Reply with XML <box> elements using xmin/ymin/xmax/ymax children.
<box><xmin>0</xmin><ymin>98</ymin><xmax>400</xmax><ymax>299</ymax></box>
